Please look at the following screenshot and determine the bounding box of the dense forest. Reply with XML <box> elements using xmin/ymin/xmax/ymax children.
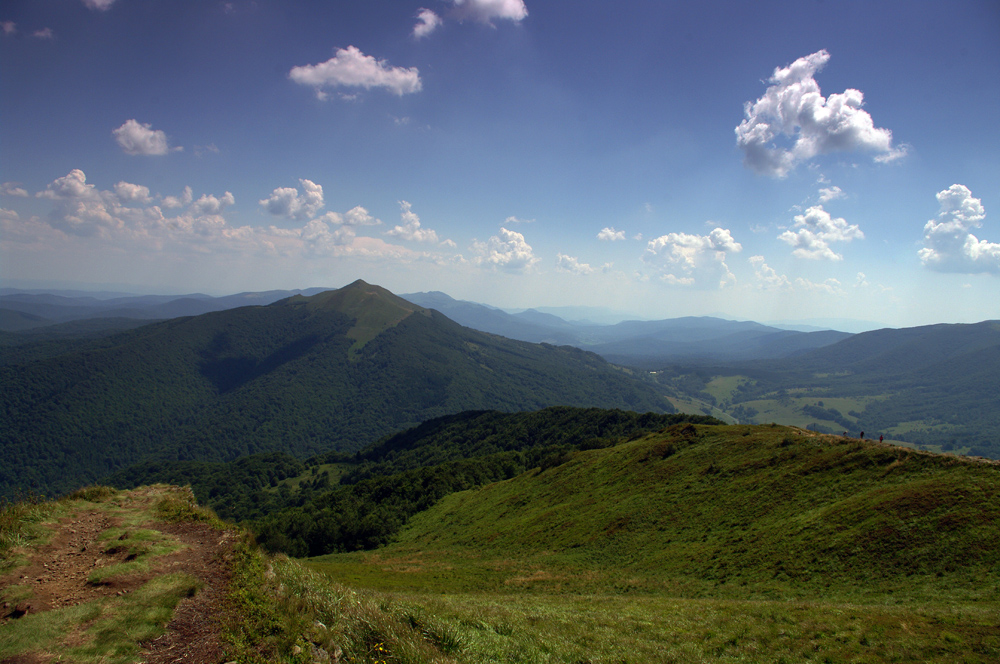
<box><xmin>108</xmin><ymin>407</ymin><xmax>720</xmax><ymax>557</ymax></box>
<box><xmin>0</xmin><ymin>283</ymin><xmax>674</xmax><ymax>498</ymax></box>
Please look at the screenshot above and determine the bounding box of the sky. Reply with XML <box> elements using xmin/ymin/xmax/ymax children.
<box><xmin>2</xmin><ymin>0</ymin><xmax>999</xmax><ymax>329</ymax></box>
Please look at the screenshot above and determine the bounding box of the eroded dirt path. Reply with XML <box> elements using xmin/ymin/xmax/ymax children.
<box><xmin>0</xmin><ymin>488</ymin><xmax>235</xmax><ymax>664</ymax></box>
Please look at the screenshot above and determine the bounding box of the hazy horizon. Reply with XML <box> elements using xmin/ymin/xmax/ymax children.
<box><xmin>2</xmin><ymin>1</ymin><xmax>998</xmax><ymax>329</ymax></box>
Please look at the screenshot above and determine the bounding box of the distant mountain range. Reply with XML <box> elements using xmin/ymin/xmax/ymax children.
<box><xmin>400</xmin><ymin>291</ymin><xmax>853</xmax><ymax>363</ymax></box>
<box><xmin>0</xmin><ymin>280</ymin><xmax>672</xmax><ymax>497</ymax></box>
<box><xmin>2</xmin><ymin>286</ymin><xmax>853</xmax><ymax>363</ymax></box>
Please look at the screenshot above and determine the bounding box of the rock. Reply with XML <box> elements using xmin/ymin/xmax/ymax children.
<box><xmin>309</xmin><ymin>642</ymin><xmax>331</xmax><ymax>663</ymax></box>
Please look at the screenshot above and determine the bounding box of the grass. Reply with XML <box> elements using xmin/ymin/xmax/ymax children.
<box><xmin>0</xmin><ymin>574</ymin><xmax>201</xmax><ymax>663</ymax></box>
<box><xmin>86</xmin><ymin>527</ymin><xmax>184</xmax><ymax>585</ymax></box>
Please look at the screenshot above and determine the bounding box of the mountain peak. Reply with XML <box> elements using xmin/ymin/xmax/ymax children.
<box><xmin>286</xmin><ymin>280</ymin><xmax>430</xmax><ymax>355</ymax></box>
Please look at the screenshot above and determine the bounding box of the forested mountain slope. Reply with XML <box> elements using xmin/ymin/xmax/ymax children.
<box><xmin>1</xmin><ymin>281</ymin><xmax>670</xmax><ymax>498</ymax></box>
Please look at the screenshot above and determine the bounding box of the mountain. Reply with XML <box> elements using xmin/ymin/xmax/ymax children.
<box><xmin>402</xmin><ymin>292</ymin><xmax>851</xmax><ymax>363</ymax></box>
<box><xmin>0</xmin><ymin>280</ymin><xmax>672</xmax><ymax>498</ymax></box>
<box><xmin>0</xmin><ymin>287</ymin><xmax>332</xmax><ymax>331</ymax></box>
<box><xmin>656</xmin><ymin>320</ymin><xmax>1000</xmax><ymax>458</ymax></box>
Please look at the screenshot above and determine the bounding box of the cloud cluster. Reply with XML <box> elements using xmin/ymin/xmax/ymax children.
<box><xmin>778</xmin><ymin>205</ymin><xmax>863</xmax><ymax>260</ymax></box>
<box><xmin>736</xmin><ymin>50</ymin><xmax>904</xmax><ymax>177</ymax></box>
<box><xmin>555</xmin><ymin>253</ymin><xmax>594</xmax><ymax>275</ymax></box>
<box><xmin>413</xmin><ymin>0</ymin><xmax>527</xmax><ymax>38</ymax></box>
<box><xmin>472</xmin><ymin>227</ymin><xmax>539</xmax><ymax>272</ymax></box>
<box><xmin>289</xmin><ymin>46</ymin><xmax>421</xmax><ymax>99</ymax></box>
<box><xmin>259</xmin><ymin>179</ymin><xmax>325</xmax><ymax>221</ymax></box>
<box><xmin>384</xmin><ymin>201</ymin><xmax>441</xmax><ymax>243</ymax></box>
<box><xmin>597</xmin><ymin>227</ymin><xmax>625</xmax><ymax>241</ymax></box>
<box><xmin>113</xmin><ymin>119</ymin><xmax>180</xmax><ymax>156</ymax></box>
<box><xmin>748</xmin><ymin>255</ymin><xmax>845</xmax><ymax>295</ymax></box>
<box><xmin>413</xmin><ymin>8</ymin><xmax>443</xmax><ymax>39</ymax></box>
<box><xmin>919</xmin><ymin>184</ymin><xmax>999</xmax><ymax>274</ymax></box>
<box><xmin>818</xmin><ymin>186</ymin><xmax>844</xmax><ymax>203</ymax></box>
<box><xmin>3</xmin><ymin>169</ymin><xmax>442</xmax><ymax>266</ymax></box>
<box><xmin>2</xmin><ymin>182</ymin><xmax>30</xmax><ymax>197</ymax></box>
<box><xmin>452</xmin><ymin>0</ymin><xmax>528</xmax><ymax>23</ymax></box>
<box><xmin>643</xmin><ymin>228</ymin><xmax>742</xmax><ymax>288</ymax></box>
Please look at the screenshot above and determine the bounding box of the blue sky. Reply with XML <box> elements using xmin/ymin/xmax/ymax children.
<box><xmin>2</xmin><ymin>0</ymin><xmax>998</xmax><ymax>328</ymax></box>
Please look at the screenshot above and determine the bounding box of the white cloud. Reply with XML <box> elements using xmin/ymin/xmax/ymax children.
<box><xmin>472</xmin><ymin>227</ymin><xmax>539</xmax><ymax>272</ymax></box>
<box><xmin>778</xmin><ymin>205</ymin><xmax>863</xmax><ymax>260</ymax></box>
<box><xmin>344</xmin><ymin>205</ymin><xmax>381</xmax><ymax>226</ymax></box>
<box><xmin>113</xmin><ymin>119</ymin><xmax>179</xmax><ymax>156</ymax></box>
<box><xmin>1</xmin><ymin>182</ymin><xmax>29</xmax><ymax>197</ymax></box>
<box><xmin>818</xmin><ymin>186</ymin><xmax>845</xmax><ymax>203</ymax></box>
<box><xmin>36</xmin><ymin>169</ymin><xmax>97</xmax><ymax>200</ymax></box>
<box><xmin>289</xmin><ymin>46</ymin><xmax>421</xmax><ymax>99</ymax></box>
<box><xmin>643</xmin><ymin>227</ymin><xmax>742</xmax><ymax>288</ymax></box>
<box><xmin>452</xmin><ymin>0</ymin><xmax>528</xmax><ymax>24</ymax></box>
<box><xmin>748</xmin><ymin>255</ymin><xmax>792</xmax><ymax>290</ymax></box>
<box><xmin>918</xmin><ymin>184</ymin><xmax>999</xmax><ymax>274</ymax></box>
<box><xmin>1</xmin><ymin>21</ymin><xmax>16</xmax><ymax>36</ymax></box>
<box><xmin>32</xmin><ymin>28</ymin><xmax>54</xmax><ymax>39</ymax></box>
<box><xmin>413</xmin><ymin>8</ymin><xmax>442</xmax><ymax>38</ymax></box>
<box><xmin>597</xmin><ymin>227</ymin><xmax>625</xmax><ymax>241</ymax></box>
<box><xmin>735</xmin><ymin>50</ymin><xmax>904</xmax><ymax>177</ymax></box>
<box><xmin>191</xmin><ymin>192</ymin><xmax>235</xmax><ymax>215</ymax></box>
<box><xmin>749</xmin><ymin>255</ymin><xmax>845</xmax><ymax>295</ymax></box>
<box><xmin>83</xmin><ymin>0</ymin><xmax>116</xmax><ymax>10</ymax></box>
<box><xmin>162</xmin><ymin>186</ymin><xmax>193</xmax><ymax>209</ymax></box>
<box><xmin>6</xmin><ymin>168</ymin><xmax>436</xmax><ymax>266</ymax></box>
<box><xmin>384</xmin><ymin>200</ymin><xmax>440</xmax><ymax>243</ymax></box>
<box><xmin>258</xmin><ymin>179</ymin><xmax>325</xmax><ymax>220</ymax></box>
<box><xmin>555</xmin><ymin>253</ymin><xmax>594</xmax><ymax>275</ymax></box>
<box><xmin>114</xmin><ymin>181</ymin><xmax>152</xmax><ymax>205</ymax></box>
<box><xmin>505</xmin><ymin>215</ymin><xmax>534</xmax><ymax>224</ymax></box>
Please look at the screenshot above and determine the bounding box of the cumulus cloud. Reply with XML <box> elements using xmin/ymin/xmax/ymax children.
<box><xmin>918</xmin><ymin>184</ymin><xmax>999</xmax><ymax>274</ymax></box>
<box><xmin>1</xmin><ymin>21</ymin><xmax>16</xmax><ymax>35</ymax></box>
<box><xmin>114</xmin><ymin>181</ymin><xmax>152</xmax><ymax>205</ymax></box>
<box><xmin>749</xmin><ymin>255</ymin><xmax>845</xmax><ymax>295</ymax></box>
<box><xmin>344</xmin><ymin>205</ymin><xmax>381</xmax><ymax>226</ymax></box>
<box><xmin>32</xmin><ymin>28</ymin><xmax>54</xmax><ymax>39</ymax></box>
<box><xmin>452</xmin><ymin>0</ymin><xmax>528</xmax><ymax>24</ymax></box>
<box><xmin>191</xmin><ymin>192</ymin><xmax>235</xmax><ymax>215</ymax></box>
<box><xmin>113</xmin><ymin>119</ymin><xmax>179</xmax><ymax>156</ymax></box>
<box><xmin>83</xmin><ymin>0</ymin><xmax>116</xmax><ymax>10</ymax></box>
<box><xmin>597</xmin><ymin>227</ymin><xmax>625</xmax><ymax>241</ymax></box>
<box><xmin>8</xmin><ymin>168</ymin><xmax>430</xmax><ymax>263</ymax></box>
<box><xmin>36</xmin><ymin>169</ymin><xmax>97</xmax><ymax>200</ymax></box>
<box><xmin>1</xmin><ymin>182</ymin><xmax>29</xmax><ymax>197</ymax></box>
<box><xmin>472</xmin><ymin>227</ymin><xmax>539</xmax><ymax>272</ymax></box>
<box><xmin>413</xmin><ymin>8</ymin><xmax>442</xmax><ymax>38</ymax></box>
<box><xmin>555</xmin><ymin>253</ymin><xmax>594</xmax><ymax>275</ymax></box>
<box><xmin>778</xmin><ymin>205</ymin><xmax>863</xmax><ymax>260</ymax></box>
<box><xmin>818</xmin><ymin>186</ymin><xmax>845</xmax><ymax>203</ymax></box>
<box><xmin>642</xmin><ymin>228</ymin><xmax>742</xmax><ymax>288</ymax></box>
<box><xmin>735</xmin><ymin>50</ymin><xmax>904</xmax><ymax>177</ymax></box>
<box><xmin>258</xmin><ymin>179</ymin><xmax>325</xmax><ymax>220</ymax></box>
<box><xmin>384</xmin><ymin>201</ymin><xmax>440</xmax><ymax>243</ymax></box>
<box><xmin>162</xmin><ymin>186</ymin><xmax>193</xmax><ymax>209</ymax></box>
<box><xmin>289</xmin><ymin>46</ymin><xmax>421</xmax><ymax>99</ymax></box>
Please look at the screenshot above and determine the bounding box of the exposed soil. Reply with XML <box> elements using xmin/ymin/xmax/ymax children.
<box><xmin>0</xmin><ymin>490</ymin><xmax>235</xmax><ymax>664</ymax></box>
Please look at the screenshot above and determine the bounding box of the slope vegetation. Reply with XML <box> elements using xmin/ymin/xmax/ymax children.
<box><xmin>1</xmin><ymin>281</ymin><xmax>671</xmax><ymax>498</ymax></box>
<box><xmin>315</xmin><ymin>423</ymin><xmax>1000</xmax><ymax>601</ymax></box>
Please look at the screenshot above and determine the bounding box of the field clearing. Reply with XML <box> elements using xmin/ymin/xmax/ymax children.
<box><xmin>665</xmin><ymin>396</ymin><xmax>736</xmax><ymax>424</ymax></box>
<box><xmin>303</xmin><ymin>559</ymin><xmax>1000</xmax><ymax>664</ymax></box>
<box><xmin>703</xmin><ymin>375</ymin><xmax>752</xmax><ymax>402</ymax></box>
<box><xmin>740</xmin><ymin>395</ymin><xmax>882</xmax><ymax>431</ymax></box>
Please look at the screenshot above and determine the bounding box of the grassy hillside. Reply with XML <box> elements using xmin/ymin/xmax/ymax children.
<box><xmin>1</xmin><ymin>281</ymin><xmax>673</xmax><ymax>498</ymax></box>
<box><xmin>652</xmin><ymin>320</ymin><xmax>1000</xmax><ymax>458</ymax></box>
<box><xmin>312</xmin><ymin>423</ymin><xmax>1000</xmax><ymax>601</ymax></box>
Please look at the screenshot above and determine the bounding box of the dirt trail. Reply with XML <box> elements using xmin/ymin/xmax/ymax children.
<box><xmin>1</xmin><ymin>489</ymin><xmax>235</xmax><ymax>663</ymax></box>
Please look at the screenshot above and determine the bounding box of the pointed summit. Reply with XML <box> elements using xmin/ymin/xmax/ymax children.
<box><xmin>283</xmin><ymin>280</ymin><xmax>430</xmax><ymax>355</ymax></box>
